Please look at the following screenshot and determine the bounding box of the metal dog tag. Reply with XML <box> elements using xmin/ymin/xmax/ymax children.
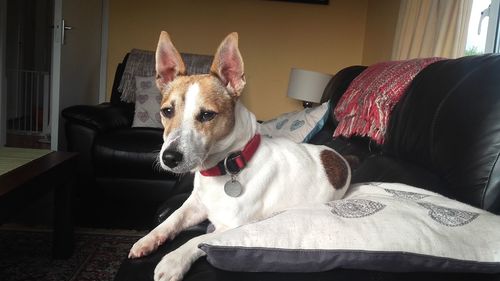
<box><xmin>224</xmin><ymin>179</ymin><xmax>243</xmax><ymax>197</ymax></box>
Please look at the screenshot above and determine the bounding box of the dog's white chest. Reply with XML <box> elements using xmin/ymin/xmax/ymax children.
<box><xmin>194</xmin><ymin>175</ymin><xmax>248</xmax><ymax>228</ymax></box>
<box><xmin>193</xmin><ymin>138</ymin><xmax>351</xmax><ymax>230</ymax></box>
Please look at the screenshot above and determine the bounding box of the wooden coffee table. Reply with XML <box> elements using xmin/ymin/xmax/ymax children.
<box><xmin>0</xmin><ymin>148</ymin><xmax>78</xmax><ymax>258</ymax></box>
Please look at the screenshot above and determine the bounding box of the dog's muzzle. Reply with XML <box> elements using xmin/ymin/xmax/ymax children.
<box><xmin>162</xmin><ymin>150</ymin><xmax>183</xmax><ymax>168</ymax></box>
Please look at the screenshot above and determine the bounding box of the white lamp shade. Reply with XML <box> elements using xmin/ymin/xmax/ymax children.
<box><xmin>286</xmin><ymin>68</ymin><xmax>333</xmax><ymax>103</ymax></box>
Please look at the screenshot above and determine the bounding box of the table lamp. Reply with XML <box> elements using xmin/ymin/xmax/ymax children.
<box><xmin>286</xmin><ymin>68</ymin><xmax>333</xmax><ymax>108</ymax></box>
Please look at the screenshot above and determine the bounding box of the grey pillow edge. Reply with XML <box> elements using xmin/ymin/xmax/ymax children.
<box><xmin>198</xmin><ymin>244</ymin><xmax>500</xmax><ymax>273</ymax></box>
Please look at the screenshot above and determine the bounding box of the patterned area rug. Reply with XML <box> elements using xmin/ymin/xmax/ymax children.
<box><xmin>0</xmin><ymin>228</ymin><xmax>146</xmax><ymax>281</ymax></box>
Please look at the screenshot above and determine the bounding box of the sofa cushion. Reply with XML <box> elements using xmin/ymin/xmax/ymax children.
<box><xmin>93</xmin><ymin>128</ymin><xmax>170</xmax><ymax>179</ymax></box>
<box><xmin>116</xmin><ymin>231</ymin><xmax>499</xmax><ymax>281</ymax></box>
<box><xmin>199</xmin><ymin>183</ymin><xmax>500</xmax><ymax>274</ymax></box>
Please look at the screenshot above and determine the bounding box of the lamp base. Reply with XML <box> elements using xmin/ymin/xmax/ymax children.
<box><xmin>302</xmin><ymin>101</ymin><xmax>314</xmax><ymax>108</ymax></box>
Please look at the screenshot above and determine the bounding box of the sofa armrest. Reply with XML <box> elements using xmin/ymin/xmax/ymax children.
<box><xmin>155</xmin><ymin>174</ymin><xmax>196</xmax><ymax>224</ymax></box>
<box><xmin>156</xmin><ymin>193</ymin><xmax>189</xmax><ymax>224</ymax></box>
<box><xmin>155</xmin><ymin>192</ymin><xmax>210</xmax><ymax>233</ymax></box>
<box><xmin>62</xmin><ymin>102</ymin><xmax>133</xmax><ymax>133</ymax></box>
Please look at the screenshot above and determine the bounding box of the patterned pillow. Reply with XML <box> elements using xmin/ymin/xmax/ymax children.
<box><xmin>258</xmin><ymin>102</ymin><xmax>330</xmax><ymax>143</ymax></box>
<box><xmin>132</xmin><ymin>76</ymin><xmax>163</xmax><ymax>128</ymax></box>
<box><xmin>199</xmin><ymin>182</ymin><xmax>500</xmax><ymax>273</ymax></box>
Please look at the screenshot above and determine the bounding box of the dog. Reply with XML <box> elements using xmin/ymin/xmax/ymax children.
<box><xmin>128</xmin><ymin>31</ymin><xmax>351</xmax><ymax>281</ymax></box>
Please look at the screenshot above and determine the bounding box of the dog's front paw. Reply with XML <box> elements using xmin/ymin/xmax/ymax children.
<box><xmin>154</xmin><ymin>254</ymin><xmax>188</xmax><ymax>281</ymax></box>
<box><xmin>128</xmin><ymin>233</ymin><xmax>167</xmax><ymax>258</ymax></box>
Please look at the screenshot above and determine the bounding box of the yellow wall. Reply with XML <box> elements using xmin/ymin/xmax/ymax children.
<box><xmin>362</xmin><ymin>0</ymin><xmax>401</xmax><ymax>65</ymax></box>
<box><xmin>108</xmin><ymin>0</ymin><xmax>399</xmax><ymax>120</ymax></box>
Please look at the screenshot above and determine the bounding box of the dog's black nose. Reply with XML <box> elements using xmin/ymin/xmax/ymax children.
<box><xmin>162</xmin><ymin>150</ymin><xmax>183</xmax><ymax>168</ymax></box>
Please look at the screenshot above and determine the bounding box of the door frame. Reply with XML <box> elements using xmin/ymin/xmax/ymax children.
<box><xmin>0</xmin><ymin>0</ymin><xmax>7</xmax><ymax>147</ymax></box>
<box><xmin>99</xmin><ymin>0</ymin><xmax>109</xmax><ymax>103</ymax></box>
<box><xmin>50</xmin><ymin>0</ymin><xmax>62</xmax><ymax>150</ymax></box>
<box><xmin>0</xmin><ymin>0</ymin><xmax>108</xmax><ymax>149</ymax></box>
<box><xmin>50</xmin><ymin>0</ymin><xmax>108</xmax><ymax>150</ymax></box>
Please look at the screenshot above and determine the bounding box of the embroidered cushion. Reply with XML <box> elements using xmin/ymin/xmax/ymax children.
<box><xmin>132</xmin><ymin>76</ymin><xmax>163</xmax><ymax>128</ymax></box>
<box><xmin>258</xmin><ymin>102</ymin><xmax>330</xmax><ymax>143</ymax></box>
<box><xmin>199</xmin><ymin>182</ymin><xmax>500</xmax><ymax>273</ymax></box>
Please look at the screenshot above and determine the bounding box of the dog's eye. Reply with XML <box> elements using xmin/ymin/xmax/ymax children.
<box><xmin>161</xmin><ymin>107</ymin><xmax>174</xmax><ymax>119</ymax></box>
<box><xmin>197</xmin><ymin>110</ymin><xmax>217</xmax><ymax>122</ymax></box>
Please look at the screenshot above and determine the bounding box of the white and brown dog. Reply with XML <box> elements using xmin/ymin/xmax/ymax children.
<box><xmin>129</xmin><ymin>31</ymin><xmax>351</xmax><ymax>281</ymax></box>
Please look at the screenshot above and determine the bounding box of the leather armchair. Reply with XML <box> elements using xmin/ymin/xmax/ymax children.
<box><xmin>62</xmin><ymin>53</ymin><xmax>190</xmax><ymax>228</ymax></box>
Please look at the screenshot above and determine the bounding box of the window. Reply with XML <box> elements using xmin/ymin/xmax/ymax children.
<box><xmin>466</xmin><ymin>0</ymin><xmax>500</xmax><ymax>55</ymax></box>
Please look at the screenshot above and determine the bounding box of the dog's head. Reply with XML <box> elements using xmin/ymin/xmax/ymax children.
<box><xmin>155</xmin><ymin>32</ymin><xmax>246</xmax><ymax>173</ymax></box>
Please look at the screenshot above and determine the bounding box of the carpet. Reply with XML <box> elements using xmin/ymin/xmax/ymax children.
<box><xmin>0</xmin><ymin>227</ymin><xmax>146</xmax><ymax>281</ymax></box>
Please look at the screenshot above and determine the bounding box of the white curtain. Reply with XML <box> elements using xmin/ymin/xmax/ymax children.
<box><xmin>392</xmin><ymin>0</ymin><xmax>473</xmax><ymax>60</ymax></box>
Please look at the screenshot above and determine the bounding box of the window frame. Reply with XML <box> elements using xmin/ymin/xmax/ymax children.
<box><xmin>485</xmin><ymin>0</ymin><xmax>500</xmax><ymax>53</ymax></box>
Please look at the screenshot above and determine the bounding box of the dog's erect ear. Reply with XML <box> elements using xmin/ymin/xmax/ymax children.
<box><xmin>155</xmin><ymin>31</ymin><xmax>186</xmax><ymax>92</ymax></box>
<box><xmin>210</xmin><ymin>32</ymin><xmax>245</xmax><ymax>97</ymax></box>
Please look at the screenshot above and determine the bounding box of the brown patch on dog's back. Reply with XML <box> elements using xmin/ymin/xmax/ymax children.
<box><xmin>320</xmin><ymin>150</ymin><xmax>349</xmax><ymax>189</ymax></box>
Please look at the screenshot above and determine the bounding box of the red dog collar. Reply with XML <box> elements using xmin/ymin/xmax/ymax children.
<box><xmin>201</xmin><ymin>134</ymin><xmax>261</xmax><ymax>177</ymax></box>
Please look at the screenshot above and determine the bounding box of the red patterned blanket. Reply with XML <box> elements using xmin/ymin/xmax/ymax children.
<box><xmin>333</xmin><ymin>57</ymin><xmax>443</xmax><ymax>144</ymax></box>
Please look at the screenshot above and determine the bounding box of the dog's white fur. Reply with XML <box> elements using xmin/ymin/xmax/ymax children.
<box><xmin>129</xmin><ymin>32</ymin><xmax>351</xmax><ymax>281</ymax></box>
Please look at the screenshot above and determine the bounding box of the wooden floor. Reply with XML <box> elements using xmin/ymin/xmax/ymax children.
<box><xmin>6</xmin><ymin>133</ymin><xmax>51</xmax><ymax>149</ymax></box>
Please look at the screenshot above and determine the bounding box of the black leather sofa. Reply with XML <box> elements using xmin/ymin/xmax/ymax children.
<box><xmin>61</xmin><ymin>54</ymin><xmax>186</xmax><ymax>228</ymax></box>
<box><xmin>114</xmin><ymin>54</ymin><xmax>500</xmax><ymax>280</ymax></box>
